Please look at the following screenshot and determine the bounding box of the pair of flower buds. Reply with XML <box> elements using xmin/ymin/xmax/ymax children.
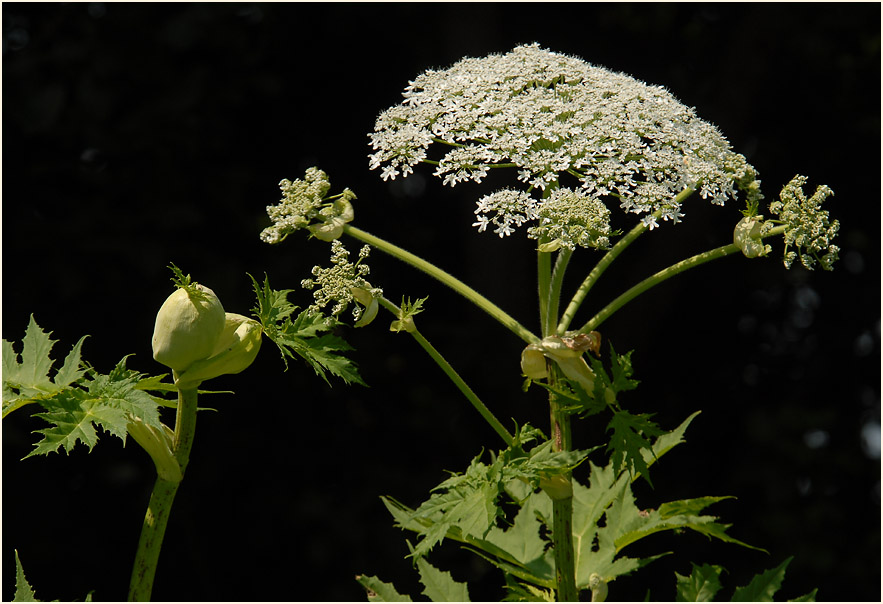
<box><xmin>128</xmin><ymin>283</ymin><xmax>262</xmax><ymax>482</ymax></box>
<box><xmin>151</xmin><ymin>283</ymin><xmax>262</xmax><ymax>388</ymax></box>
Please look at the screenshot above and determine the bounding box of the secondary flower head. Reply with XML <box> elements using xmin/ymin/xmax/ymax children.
<box><xmin>261</xmin><ymin>167</ymin><xmax>356</xmax><ymax>244</ymax></box>
<box><xmin>369</xmin><ymin>43</ymin><xmax>761</xmax><ymax>245</ymax></box>
<box><xmin>301</xmin><ymin>239</ymin><xmax>383</xmax><ymax>325</ymax></box>
<box><xmin>769</xmin><ymin>175</ymin><xmax>839</xmax><ymax>270</ymax></box>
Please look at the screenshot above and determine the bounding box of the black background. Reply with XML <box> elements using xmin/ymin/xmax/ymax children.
<box><xmin>2</xmin><ymin>3</ymin><xmax>880</xmax><ymax>602</ymax></box>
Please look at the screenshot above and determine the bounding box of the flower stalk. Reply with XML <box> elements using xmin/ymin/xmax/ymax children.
<box><xmin>128</xmin><ymin>386</ymin><xmax>199</xmax><ymax>602</ymax></box>
<box><xmin>344</xmin><ymin>224</ymin><xmax>539</xmax><ymax>345</ymax></box>
<box><xmin>378</xmin><ymin>297</ymin><xmax>514</xmax><ymax>447</ymax></box>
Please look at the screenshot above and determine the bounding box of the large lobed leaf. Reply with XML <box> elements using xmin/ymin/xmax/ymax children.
<box><xmin>2</xmin><ymin>315</ymin><xmax>87</xmax><ymax>417</ymax></box>
<box><xmin>3</xmin><ymin>317</ymin><xmax>166</xmax><ymax>457</ymax></box>
<box><xmin>675</xmin><ymin>557</ymin><xmax>817</xmax><ymax>602</ymax></box>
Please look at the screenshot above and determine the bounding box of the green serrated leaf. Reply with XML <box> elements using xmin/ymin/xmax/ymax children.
<box><xmin>356</xmin><ymin>575</ymin><xmax>413</xmax><ymax>602</ymax></box>
<box><xmin>14</xmin><ymin>550</ymin><xmax>39</xmax><ymax>602</ymax></box>
<box><xmin>250</xmin><ymin>273</ymin><xmax>365</xmax><ymax>386</ymax></box>
<box><xmin>606</xmin><ymin>410</ymin><xmax>664</xmax><ymax>487</ymax></box>
<box><xmin>28</xmin><ymin>389</ymin><xmax>127</xmax><ymax>457</ymax></box>
<box><xmin>416</xmin><ymin>557</ymin><xmax>470</xmax><ymax>602</ymax></box>
<box><xmin>788</xmin><ymin>588</ymin><xmax>818</xmax><ymax>602</ymax></box>
<box><xmin>483</xmin><ymin>492</ymin><xmax>548</xmax><ymax>567</ymax></box>
<box><xmin>731</xmin><ymin>557</ymin><xmax>792</xmax><ymax>602</ymax></box>
<box><xmin>23</xmin><ymin>357</ymin><xmax>162</xmax><ymax>458</ymax></box>
<box><xmin>3</xmin><ymin>316</ymin><xmax>90</xmax><ymax>417</ymax></box>
<box><xmin>675</xmin><ymin>563</ymin><xmax>725</xmax><ymax>602</ymax></box>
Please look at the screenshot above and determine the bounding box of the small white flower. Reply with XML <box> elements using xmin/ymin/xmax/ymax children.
<box><xmin>641</xmin><ymin>215</ymin><xmax>659</xmax><ymax>230</ymax></box>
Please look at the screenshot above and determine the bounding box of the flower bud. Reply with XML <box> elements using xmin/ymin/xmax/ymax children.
<box><xmin>152</xmin><ymin>285</ymin><xmax>226</xmax><ymax>373</ymax></box>
<box><xmin>175</xmin><ymin>313</ymin><xmax>262</xmax><ymax>388</ymax></box>
<box><xmin>308</xmin><ymin>198</ymin><xmax>354</xmax><ymax>241</ymax></box>
<box><xmin>521</xmin><ymin>336</ymin><xmax>596</xmax><ymax>393</ymax></box>
<box><xmin>520</xmin><ymin>344</ymin><xmax>548</xmax><ymax>379</ymax></box>
<box><xmin>733</xmin><ymin>215</ymin><xmax>770</xmax><ymax>259</ymax></box>
<box><xmin>589</xmin><ymin>573</ymin><xmax>608</xmax><ymax>602</ymax></box>
<box><xmin>351</xmin><ymin>286</ymin><xmax>379</xmax><ymax>327</ymax></box>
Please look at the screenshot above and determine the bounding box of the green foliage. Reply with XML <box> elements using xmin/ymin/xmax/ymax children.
<box><xmin>369</xmin><ymin>412</ymin><xmax>765</xmax><ymax>600</ymax></box>
<box><xmin>674</xmin><ymin>562</ymin><xmax>725</xmax><ymax>601</ymax></box>
<box><xmin>13</xmin><ymin>551</ymin><xmax>37</xmax><ymax>602</ymax></box>
<box><xmin>12</xmin><ymin>550</ymin><xmax>93</xmax><ymax>602</ymax></box>
<box><xmin>416</xmin><ymin>556</ymin><xmax>470</xmax><ymax>602</ymax></box>
<box><xmin>2</xmin><ymin>315</ymin><xmax>88</xmax><ymax>418</ymax></box>
<box><xmin>2</xmin><ymin>317</ymin><xmax>167</xmax><ymax>458</ymax></box>
<box><xmin>605</xmin><ymin>410</ymin><xmax>664</xmax><ymax>487</ymax></box>
<box><xmin>356</xmin><ymin>575</ymin><xmax>414</xmax><ymax>602</ymax></box>
<box><xmin>390</xmin><ymin>296</ymin><xmax>429</xmax><ymax>333</ymax></box>
<box><xmin>388</xmin><ymin>424</ymin><xmax>591</xmax><ymax>559</ymax></box>
<box><xmin>249</xmin><ymin>273</ymin><xmax>366</xmax><ymax>386</ymax></box>
<box><xmin>355</xmin><ymin>556</ymin><xmax>471</xmax><ymax>603</ymax></box>
<box><xmin>675</xmin><ymin>557</ymin><xmax>816</xmax><ymax>602</ymax></box>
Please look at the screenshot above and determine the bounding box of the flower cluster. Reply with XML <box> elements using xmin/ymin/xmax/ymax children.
<box><xmin>260</xmin><ymin>167</ymin><xmax>356</xmax><ymax>244</ymax></box>
<box><xmin>369</xmin><ymin>43</ymin><xmax>760</xmax><ymax>242</ymax></box>
<box><xmin>527</xmin><ymin>187</ymin><xmax>612</xmax><ymax>250</ymax></box>
<box><xmin>769</xmin><ymin>175</ymin><xmax>839</xmax><ymax>270</ymax></box>
<box><xmin>301</xmin><ymin>240</ymin><xmax>382</xmax><ymax>322</ymax></box>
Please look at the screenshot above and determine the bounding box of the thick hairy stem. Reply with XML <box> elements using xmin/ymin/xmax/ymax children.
<box><xmin>552</xmin><ymin>497</ymin><xmax>578</xmax><ymax>602</ymax></box>
<box><xmin>128</xmin><ymin>387</ymin><xmax>199</xmax><ymax>601</ymax></box>
<box><xmin>547</xmin><ymin>365</ymin><xmax>578</xmax><ymax>601</ymax></box>
<box><xmin>128</xmin><ymin>479</ymin><xmax>180</xmax><ymax>602</ymax></box>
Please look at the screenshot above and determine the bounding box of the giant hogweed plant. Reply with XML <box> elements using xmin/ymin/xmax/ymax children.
<box><xmin>260</xmin><ymin>45</ymin><xmax>836</xmax><ymax>601</ymax></box>
<box><xmin>1</xmin><ymin>45</ymin><xmax>838</xmax><ymax>601</ymax></box>
<box><xmin>3</xmin><ymin>267</ymin><xmax>366</xmax><ymax>602</ymax></box>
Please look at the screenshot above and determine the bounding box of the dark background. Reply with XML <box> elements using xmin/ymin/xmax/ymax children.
<box><xmin>2</xmin><ymin>3</ymin><xmax>880</xmax><ymax>602</ymax></box>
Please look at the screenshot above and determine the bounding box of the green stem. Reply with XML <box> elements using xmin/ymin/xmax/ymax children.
<box><xmin>552</xmin><ymin>497</ymin><xmax>578</xmax><ymax>602</ymax></box>
<box><xmin>343</xmin><ymin>225</ymin><xmax>539</xmax><ymax>345</ymax></box>
<box><xmin>579</xmin><ymin>242</ymin><xmax>741</xmax><ymax>334</ymax></box>
<box><xmin>378</xmin><ymin>297</ymin><xmax>513</xmax><ymax>447</ymax></box>
<box><xmin>557</xmin><ymin>188</ymin><xmax>695</xmax><ymax>334</ymax></box>
<box><xmin>128</xmin><ymin>479</ymin><xmax>179</xmax><ymax>602</ymax></box>
<box><xmin>547</xmin><ymin>365</ymin><xmax>577</xmax><ymax>602</ymax></box>
<box><xmin>538</xmin><ymin>249</ymin><xmax>553</xmax><ymax>336</ymax></box>
<box><xmin>128</xmin><ymin>387</ymin><xmax>199</xmax><ymax>601</ymax></box>
<box><xmin>546</xmin><ymin>248</ymin><xmax>573</xmax><ymax>336</ymax></box>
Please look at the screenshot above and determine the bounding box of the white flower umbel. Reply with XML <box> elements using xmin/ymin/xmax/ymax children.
<box><xmin>369</xmin><ymin>43</ymin><xmax>761</xmax><ymax>240</ymax></box>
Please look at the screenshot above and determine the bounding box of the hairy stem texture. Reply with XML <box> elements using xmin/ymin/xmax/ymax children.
<box><xmin>547</xmin><ymin>365</ymin><xmax>578</xmax><ymax>601</ymax></box>
<box><xmin>128</xmin><ymin>387</ymin><xmax>199</xmax><ymax>601</ymax></box>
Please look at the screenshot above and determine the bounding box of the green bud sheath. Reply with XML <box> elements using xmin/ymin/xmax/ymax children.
<box><xmin>733</xmin><ymin>215</ymin><xmax>768</xmax><ymax>258</ymax></box>
<box><xmin>152</xmin><ymin>284</ymin><xmax>225</xmax><ymax>373</ymax></box>
<box><xmin>175</xmin><ymin>313</ymin><xmax>262</xmax><ymax>388</ymax></box>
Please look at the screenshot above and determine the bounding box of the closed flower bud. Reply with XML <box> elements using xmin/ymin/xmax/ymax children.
<box><xmin>152</xmin><ymin>285</ymin><xmax>226</xmax><ymax>373</ymax></box>
<box><xmin>175</xmin><ymin>313</ymin><xmax>262</xmax><ymax>388</ymax></box>
<box><xmin>350</xmin><ymin>286</ymin><xmax>379</xmax><ymax>327</ymax></box>
<box><xmin>521</xmin><ymin>344</ymin><xmax>548</xmax><ymax>379</ymax></box>
<box><xmin>521</xmin><ymin>336</ymin><xmax>596</xmax><ymax>393</ymax></box>
<box><xmin>733</xmin><ymin>215</ymin><xmax>769</xmax><ymax>259</ymax></box>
